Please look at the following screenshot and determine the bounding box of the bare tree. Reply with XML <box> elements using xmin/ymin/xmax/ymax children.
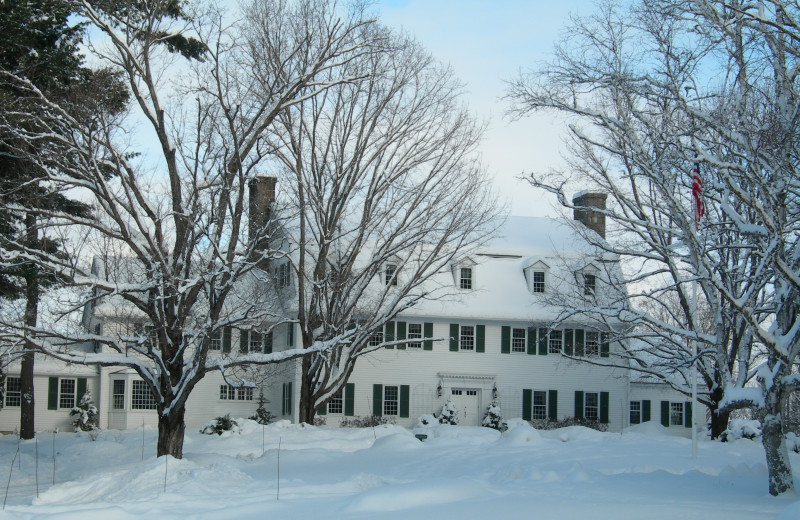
<box><xmin>0</xmin><ymin>0</ymin><xmax>378</xmax><ymax>458</ymax></box>
<box><xmin>508</xmin><ymin>0</ymin><xmax>799</xmax><ymax>495</ymax></box>
<box><xmin>267</xmin><ymin>28</ymin><xmax>498</xmax><ymax>423</ymax></box>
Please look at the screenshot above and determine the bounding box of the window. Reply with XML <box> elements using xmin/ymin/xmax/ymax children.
<box><xmin>670</xmin><ymin>402</ymin><xmax>684</xmax><ymax>426</ymax></box>
<box><xmin>249</xmin><ymin>331</ymin><xmax>270</xmax><ymax>353</ymax></box>
<box><xmin>275</xmin><ymin>262</ymin><xmax>291</xmax><ymax>288</ymax></box>
<box><xmin>383</xmin><ymin>385</ymin><xmax>399</xmax><ymax>416</ymax></box>
<box><xmin>549</xmin><ymin>330</ymin><xmax>563</xmax><ymax>354</ymax></box>
<box><xmin>585</xmin><ymin>331</ymin><xmax>600</xmax><ymax>357</ymax></box>
<box><xmin>533</xmin><ymin>390</ymin><xmax>547</xmax><ymax>420</ymax></box>
<box><xmin>584</xmin><ymin>273</ymin><xmax>596</xmax><ymax>295</ymax></box>
<box><xmin>328</xmin><ymin>391</ymin><xmax>343</xmax><ymax>414</ymax></box>
<box><xmin>368</xmin><ymin>329</ymin><xmax>383</xmax><ymax>347</ymax></box>
<box><xmin>584</xmin><ymin>392</ymin><xmax>599</xmax><ymax>421</ymax></box>
<box><xmin>220</xmin><ymin>385</ymin><xmax>234</xmax><ymax>400</ymax></box>
<box><xmin>220</xmin><ymin>385</ymin><xmax>253</xmax><ymax>401</ymax></box>
<box><xmin>112</xmin><ymin>380</ymin><xmax>125</xmax><ymax>410</ymax></box>
<box><xmin>210</xmin><ymin>330</ymin><xmax>222</xmax><ymax>351</ymax></box>
<box><xmin>408</xmin><ymin>323</ymin><xmax>422</xmax><ymax>349</ymax></box>
<box><xmin>59</xmin><ymin>378</ymin><xmax>76</xmax><ymax>409</ymax></box>
<box><xmin>532</xmin><ymin>271</ymin><xmax>545</xmax><ymax>293</ymax></box>
<box><xmin>451</xmin><ymin>389</ymin><xmax>462</xmax><ymax>396</ymax></box>
<box><xmin>459</xmin><ymin>267</ymin><xmax>472</xmax><ymax>290</ymax></box>
<box><xmin>238</xmin><ymin>387</ymin><xmax>253</xmax><ymax>401</ymax></box>
<box><xmin>511</xmin><ymin>328</ymin><xmax>526</xmax><ymax>353</ymax></box>
<box><xmin>630</xmin><ymin>401</ymin><xmax>641</xmax><ymax>425</ymax></box>
<box><xmin>385</xmin><ymin>264</ymin><xmax>398</xmax><ymax>286</ymax></box>
<box><xmin>4</xmin><ymin>377</ymin><xmax>20</xmax><ymax>407</ymax></box>
<box><xmin>131</xmin><ymin>380</ymin><xmax>157</xmax><ymax>410</ymax></box>
<box><xmin>460</xmin><ymin>325</ymin><xmax>475</xmax><ymax>351</ymax></box>
<box><xmin>466</xmin><ymin>389</ymin><xmax>477</xmax><ymax>396</ymax></box>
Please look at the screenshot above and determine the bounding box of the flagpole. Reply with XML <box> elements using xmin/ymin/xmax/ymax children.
<box><xmin>690</xmin><ymin>162</ymin><xmax>702</xmax><ymax>460</ymax></box>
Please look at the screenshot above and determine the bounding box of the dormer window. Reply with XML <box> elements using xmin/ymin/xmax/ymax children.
<box><xmin>274</xmin><ymin>262</ymin><xmax>291</xmax><ymax>288</ymax></box>
<box><xmin>459</xmin><ymin>267</ymin><xmax>473</xmax><ymax>290</ymax></box>
<box><xmin>532</xmin><ymin>271</ymin><xmax>545</xmax><ymax>293</ymax></box>
<box><xmin>385</xmin><ymin>264</ymin><xmax>398</xmax><ymax>286</ymax></box>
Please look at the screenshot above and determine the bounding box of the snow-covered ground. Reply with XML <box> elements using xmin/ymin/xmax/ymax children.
<box><xmin>0</xmin><ymin>419</ymin><xmax>798</xmax><ymax>519</ymax></box>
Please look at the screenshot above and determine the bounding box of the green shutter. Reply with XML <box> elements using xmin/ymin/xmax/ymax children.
<box><xmin>397</xmin><ymin>322</ymin><xmax>406</xmax><ymax>350</ymax></box>
<box><xmin>538</xmin><ymin>328</ymin><xmax>548</xmax><ymax>355</ymax></box>
<box><xmin>501</xmin><ymin>326</ymin><xmax>510</xmax><ymax>354</ymax></box>
<box><xmin>48</xmin><ymin>377</ymin><xmax>58</xmax><ymax>410</ymax></box>
<box><xmin>281</xmin><ymin>384</ymin><xmax>286</xmax><ymax>415</ymax></box>
<box><xmin>575</xmin><ymin>391</ymin><xmax>584</xmax><ymax>419</ymax></box>
<box><xmin>223</xmin><ymin>327</ymin><xmax>232</xmax><ymax>353</ymax></box>
<box><xmin>77</xmin><ymin>378</ymin><xmax>87</xmax><ymax>400</ymax></box>
<box><xmin>373</xmin><ymin>384</ymin><xmax>383</xmax><ymax>416</ymax></box>
<box><xmin>522</xmin><ymin>389</ymin><xmax>532</xmax><ymax>421</ymax></box>
<box><xmin>527</xmin><ymin>327</ymin><xmax>536</xmax><ymax>355</ymax></box>
<box><xmin>661</xmin><ymin>401</ymin><xmax>670</xmax><ymax>427</ymax></box>
<box><xmin>548</xmin><ymin>389</ymin><xmax>558</xmax><ymax>420</ymax></box>
<box><xmin>476</xmin><ymin>325</ymin><xmax>485</xmax><ymax>353</ymax></box>
<box><xmin>317</xmin><ymin>402</ymin><xmax>327</xmax><ymax>415</ymax></box>
<box><xmin>423</xmin><ymin>322</ymin><xmax>434</xmax><ymax>351</ymax></box>
<box><xmin>642</xmin><ymin>400</ymin><xmax>651</xmax><ymax>422</ymax></box>
<box><xmin>264</xmin><ymin>333</ymin><xmax>272</xmax><ymax>354</ymax></box>
<box><xmin>564</xmin><ymin>329</ymin><xmax>574</xmax><ymax>356</ymax></box>
<box><xmin>600</xmin><ymin>392</ymin><xmax>609</xmax><ymax>424</ymax></box>
<box><xmin>400</xmin><ymin>385</ymin><xmax>410</xmax><ymax>418</ymax></box>
<box><xmin>287</xmin><ymin>382</ymin><xmax>292</xmax><ymax>416</ymax></box>
<box><xmin>240</xmin><ymin>330</ymin><xmax>249</xmax><ymax>353</ymax></box>
<box><xmin>287</xmin><ymin>323</ymin><xmax>294</xmax><ymax>346</ymax></box>
<box><xmin>449</xmin><ymin>324</ymin><xmax>459</xmax><ymax>351</ymax></box>
<box><xmin>575</xmin><ymin>329</ymin><xmax>584</xmax><ymax>357</ymax></box>
<box><xmin>344</xmin><ymin>383</ymin><xmax>355</xmax><ymax>416</ymax></box>
<box><xmin>601</xmin><ymin>332</ymin><xmax>610</xmax><ymax>358</ymax></box>
<box><xmin>385</xmin><ymin>321</ymin><xmax>395</xmax><ymax>348</ymax></box>
<box><xmin>685</xmin><ymin>401</ymin><xmax>692</xmax><ymax>428</ymax></box>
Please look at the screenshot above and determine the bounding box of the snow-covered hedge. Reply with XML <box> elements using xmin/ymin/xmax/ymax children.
<box><xmin>720</xmin><ymin>419</ymin><xmax>761</xmax><ymax>442</ymax></box>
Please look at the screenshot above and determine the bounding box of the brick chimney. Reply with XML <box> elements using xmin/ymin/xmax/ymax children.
<box><xmin>573</xmin><ymin>192</ymin><xmax>607</xmax><ymax>239</ymax></box>
<box><xmin>248</xmin><ymin>176</ymin><xmax>277</xmax><ymax>249</ymax></box>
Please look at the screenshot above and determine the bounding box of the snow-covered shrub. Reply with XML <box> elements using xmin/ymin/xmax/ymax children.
<box><xmin>248</xmin><ymin>390</ymin><xmax>275</xmax><ymax>425</ymax></box>
<box><xmin>339</xmin><ymin>415</ymin><xmax>396</xmax><ymax>428</ymax></box>
<box><xmin>529</xmin><ymin>416</ymin><xmax>608</xmax><ymax>432</ymax></box>
<box><xmin>438</xmin><ymin>399</ymin><xmax>459</xmax><ymax>425</ymax></box>
<box><xmin>200</xmin><ymin>414</ymin><xmax>239</xmax><ymax>435</ymax></box>
<box><xmin>70</xmin><ymin>391</ymin><xmax>99</xmax><ymax>432</ymax></box>
<box><xmin>313</xmin><ymin>416</ymin><xmax>327</xmax><ymax>426</ymax></box>
<box><xmin>720</xmin><ymin>419</ymin><xmax>761</xmax><ymax>442</ymax></box>
<box><xmin>416</xmin><ymin>414</ymin><xmax>438</xmax><ymax>427</ymax></box>
<box><xmin>786</xmin><ymin>432</ymin><xmax>800</xmax><ymax>453</ymax></box>
<box><xmin>482</xmin><ymin>401</ymin><xmax>507</xmax><ymax>431</ymax></box>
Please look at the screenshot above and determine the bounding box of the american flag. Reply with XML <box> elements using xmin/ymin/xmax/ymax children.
<box><xmin>692</xmin><ymin>163</ymin><xmax>705</xmax><ymax>228</ymax></box>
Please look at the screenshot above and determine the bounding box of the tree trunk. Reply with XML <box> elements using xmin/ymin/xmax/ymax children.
<box><xmin>761</xmin><ymin>411</ymin><xmax>793</xmax><ymax>496</ymax></box>
<box><xmin>298</xmin><ymin>355</ymin><xmax>315</xmax><ymax>424</ymax></box>
<box><xmin>709</xmin><ymin>406</ymin><xmax>729</xmax><ymax>440</ymax></box>
<box><xmin>157</xmin><ymin>406</ymin><xmax>186</xmax><ymax>459</ymax></box>
<box><xmin>20</xmin><ymin>212</ymin><xmax>38</xmax><ymax>440</ymax></box>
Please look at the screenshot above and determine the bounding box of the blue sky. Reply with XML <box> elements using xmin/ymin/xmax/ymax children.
<box><xmin>372</xmin><ymin>1</ymin><xmax>593</xmax><ymax>217</ymax></box>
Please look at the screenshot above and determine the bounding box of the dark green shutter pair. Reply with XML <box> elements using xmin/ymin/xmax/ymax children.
<box><xmin>448</xmin><ymin>324</ymin><xmax>485</xmax><ymax>352</ymax></box>
<box><xmin>317</xmin><ymin>383</ymin><xmax>355</xmax><ymax>416</ymax></box>
<box><xmin>574</xmin><ymin>390</ymin><xmax>610</xmax><ymax>423</ymax></box>
<box><xmin>659</xmin><ymin>400</ymin><xmax>692</xmax><ymax>427</ymax></box>
<box><xmin>372</xmin><ymin>384</ymin><xmax>409</xmax><ymax>417</ymax></box>
<box><xmin>521</xmin><ymin>388</ymin><xmax>558</xmax><ymax>421</ymax></box>
<box><xmin>47</xmin><ymin>377</ymin><xmax>88</xmax><ymax>410</ymax></box>
<box><xmin>500</xmin><ymin>326</ymin><xmax>536</xmax><ymax>355</ymax></box>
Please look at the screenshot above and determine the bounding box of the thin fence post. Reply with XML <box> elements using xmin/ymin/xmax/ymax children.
<box><xmin>3</xmin><ymin>443</ymin><xmax>20</xmax><ymax>510</ymax></box>
<box><xmin>35</xmin><ymin>437</ymin><xmax>39</xmax><ymax>498</ymax></box>
<box><xmin>51</xmin><ymin>431</ymin><xmax>56</xmax><ymax>487</ymax></box>
<box><xmin>141</xmin><ymin>418</ymin><xmax>145</xmax><ymax>460</ymax></box>
<box><xmin>163</xmin><ymin>455</ymin><xmax>168</xmax><ymax>493</ymax></box>
<box><xmin>276</xmin><ymin>437</ymin><xmax>281</xmax><ymax>501</ymax></box>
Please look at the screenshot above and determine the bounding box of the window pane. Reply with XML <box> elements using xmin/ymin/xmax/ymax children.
<box><xmin>533</xmin><ymin>271</ymin><xmax>545</xmax><ymax>293</ymax></box>
<box><xmin>533</xmin><ymin>390</ymin><xmax>547</xmax><ymax>420</ymax></box>
<box><xmin>329</xmin><ymin>391</ymin><xmax>343</xmax><ymax>414</ymax></box>
<box><xmin>585</xmin><ymin>274</ymin><xmax>596</xmax><ymax>295</ymax></box>
<box><xmin>385</xmin><ymin>264</ymin><xmax>398</xmax><ymax>286</ymax></box>
<box><xmin>408</xmin><ymin>323</ymin><xmax>422</xmax><ymax>348</ymax></box>
<box><xmin>132</xmin><ymin>380</ymin><xmax>157</xmax><ymax>410</ymax></box>
<box><xmin>210</xmin><ymin>330</ymin><xmax>222</xmax><ymax>351</ymax></box>
<box><xmin>460</xmin><ymin>325</ymin><xmax>474</xmax><ymax>350</ymax></box>
<box><xmin>671</xmin><ymin>402</ymin><xmax>684</xmax><ymax>426</ymax></box>
<box><xmin>549</xmin><ymin>330</ymin><xmax>563</xmax><ymax>354</ymax></box>
<box><xmin>113</xmin><ymin>380</ymin><xmax>125</xmax><ymax>410</ymax></box>
<box><xmin>5</xmin><ymin>377</ymin><xmax>21</xmax><ymax>407</ymax></box>
<box><xmin>384</xmin><ymin>385</ymin><xmax>399</xmax><ymax>416</ymax></box>
<box><xmin>368</xmin><ymin>330</ymin><xmax>383</xmax><ymax>347</ymax></box>
<box><xmin>629</xmin><ymin>401</ymin><xmax>640</xmax><ymax>424</ymax></box>
<box><xmin>585</xmin><ymin>331</ymin><xmax>599</xmax><ymax>357</ymax></box>
<box><xmin>460</xmin><ymin>267</ymin><xmax>472</xmax><ymax>289</ymax></box>
<box><xmin>511</xmin><ymin>328</ymin><xmax>526</xmax><ymax>353</ymax></box>
<box><xmin>250</xmin><ymin>331</ymin><xmax>263</xmax><ymax>353</ymax></box>
<box><xmin>59</xmin><ymin>379</ymin><xmax>76</xmax><ymax>409</ymax></box>
<box><xmin>585</xmin><ymin>392</ymin><xmax>599</xmax><ymax>420</ymax></box>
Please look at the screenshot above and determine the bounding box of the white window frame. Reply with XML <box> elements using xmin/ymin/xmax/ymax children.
<box><xmin>4</xmin><ymin>377</ymin><xmax>21</xmax><ymax>407</ymax></box>
<box><xmin>210</xmin><ymin>330</ymin><xmax>222</xmax><ymax>351</ymax></box>
<box><xmin>368</xmin><ymin>329</ymin><xmax>383</xmax><ymax>347</ymax></box>
<box><xmin>249</xmin><ymin>331</ymin><xmax>263</xmax><ymax>353</ymax></box>
<box><xmin>407</xmin><ymin>323</ymin><xmax>422</xmax><ymax>349</ymax></box>
<box><xmin>585</xmin><ymin>331</ymin><xmax>600</xmax><ymax>357</ymax></box>
<box><xmin>59</xmin><ymin>378</ymin><xmax>77</xmax><ymax>409</ymax></box>
<box><xmin>511</xmin><ymin>328</ymin><xmax>527</xmax><ymax>353</ymax></box>
<box><xmin>630</xmin><ymin>400</ymin><xmax>641</xmax><ymax>425</ymax></box>
<box><xmin>670</xmin><ymin>402</ymin><xmax>684</xmax><ymax>426</ymax></box>
<box><xmin>275</xmin><ymin>262</ymin><xmax>291</xmax><ymax>288</ymax></box>
<box><xmin>112</xmin><ymin>379</ymin><xmax>125</xmax><ymax>410</ymax></box>
<box><xmin>548</xmin><ymin>330</ymin><xmax>563</xmax><ymax>354</ymax></box>
<box><xmin>328</xmin><ymin>391</ymin><xmax>343</xmax><ymax>414</ymax></box>
<box><xmin>383</xmin><ymin>385</ymin><xmax>399</xmax><ymax>416</ymax></box>
<box><xmin>385</xmin><ymin>263</ymin><xmax>398</xmax><ymax>286</ymax></box>
<box><xmin>460</xmin><ymin>325</ymin><xmax>475</xmax><ymax>351</ymax></box>
<box><xmin>532</xmin><ymin>390</ymin><xmax>547</xmax><ymax>420</ymax></box>
<box><xmin>584</xmin><ymin>273</ymin><xmax>597</xmax><ymax>296</ymax></box>
<box><xmin>459</xmin><ymin>267</ymin><xmax>473</xmax><ymax>290</ymax></box>
<box><xmin>237</xmin><ymin>387</ymin><xmax>253</xmax><ymax>401</ymax></box>
<box><xmin>584</xmin><ymin>391</ymin><xmax>599</xmax><ymax>421</ymax></box>
<box><xmin>532</xmin><ymin>271</ymin><xmax>546</xmax><ymax>293</ymax></box>
<box><xmin>131</xmin><ymin>380</ymin><xmax>157</xmax><ymax>410</ymax></box>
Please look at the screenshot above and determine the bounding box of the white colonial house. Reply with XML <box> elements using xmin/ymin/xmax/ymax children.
<box><xmin>0</xmin><ymin>189</ymin><xmax>697</xmax><ymax>435</ymax></box>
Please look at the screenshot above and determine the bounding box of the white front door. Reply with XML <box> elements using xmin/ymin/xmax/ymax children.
<box><xmin>450</xmin><ymin>388</ymin><xmax>481</xmax><ymax>426</ymax></box>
